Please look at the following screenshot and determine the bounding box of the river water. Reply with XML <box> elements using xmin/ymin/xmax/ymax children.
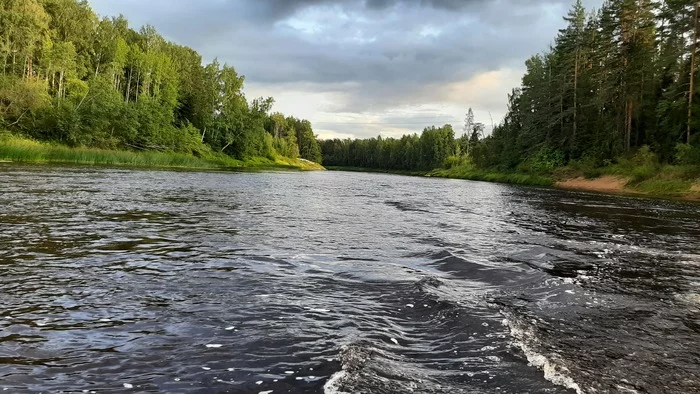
<box><xmin>1</xmin><ymin>165</ymin><xmax>699</xmax><ymax>394</ymax></box>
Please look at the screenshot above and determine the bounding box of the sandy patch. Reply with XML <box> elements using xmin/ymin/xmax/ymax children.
<box><xmin>556</xmin><ymin>176</ymin><xmax>628</xmax><ymax>193</ymax></box>
<box><xmin>691</xmin><ymin>183</ymin><xmax>700</xmax><ymax>193</ymax></box>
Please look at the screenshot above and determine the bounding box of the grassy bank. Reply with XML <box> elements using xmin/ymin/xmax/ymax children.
<box><xmin>430</xmin><ymin>165</ymin><xmax>554</xmax><ymax>187</ymax></box>
<box><xmin>553</xmin><ymin>161</ymin><xmax>700</xmax><ymax>199</ymax></box>
<box><xmin>0</xmin><ymin>133</ymin><xmax>324</xmax><ymax>172</ymax></box>
<box><xmin>328</xmin><ymin>163</ymin><xmax>700</xmax><ymax>200</ymax></box>
<box><xmin>324</xmin><ymin>166</ymin><xmax>427</xmax><ymax>176</ymax></box>
<box><xmin>326</xmin><ymin>165</ymin><xmax>553</xmax><ymax>186</ymax></box>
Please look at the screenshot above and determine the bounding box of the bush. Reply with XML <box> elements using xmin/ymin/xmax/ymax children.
<box><xmin>444</xmin><ymin>155</ymin><xmax>471</xmax><ymax>169</ymax></box>
<box><xmin>518</xmin><ymin>147</ymin><xmax>565</xmax><ymax>174</ymax></box>
<box><xmin>675</xmin><ymin>143</ymin><xmax>700</xmax><ymax>165</ymax></box>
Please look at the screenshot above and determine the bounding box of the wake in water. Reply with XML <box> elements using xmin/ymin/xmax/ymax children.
<box><xmin>1</xmin><ymin>168</ymin><xmax>698</xmax><ymax>393</ymax></box>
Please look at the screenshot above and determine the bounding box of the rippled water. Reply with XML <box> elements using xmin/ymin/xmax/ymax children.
<box><xmin>1</xmin><ymin>164</ymin><xmax>699</xmax><ymax>394</ymax></box>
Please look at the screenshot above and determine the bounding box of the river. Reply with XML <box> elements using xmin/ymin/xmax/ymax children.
<box><xmin>0</xmin><ymin>164</ymin><xmax>699</xmax><ymax>393</ymax></box>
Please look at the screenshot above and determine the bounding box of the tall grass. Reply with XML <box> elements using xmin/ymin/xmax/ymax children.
<box><xmin>0</xmin><ymin>133</ymin><xmax>323</xmax><ymax>171</ymax></box>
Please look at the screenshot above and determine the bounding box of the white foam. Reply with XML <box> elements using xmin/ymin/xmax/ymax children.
<box><xmin>390</xmin><ymin>338</ymin><xmax>399</xmax><ymax>345</ymax></box>
<box><xmin>406</xmin><ymin>303</ymin><xmax>414</xmax><ymax>308</ymax></box>
<box><xmin>202</xmin><ymin>367</ymin><xmax>211</xmax><ymax>370</ymax></box>
<box><xmin>323</xmin><ymin>370</ymin><xmax>350</xmax><ymax>394</ymax></box>
<box><xmin>225</xmin><ymin>326</ymin><xmax>235</xmax><ymax>330</ymax></box>
<box><xmin>284</xmin><ymin>370</ymin><xmax>295</xmax><ymax>374</ymax></box>
<box><xmin>309</xmin><ymin>308</ymin><xmax>330</xmax><ymax>313</ymax></box>
<box><xmin>259</xmin><ymin>391</ymin><xmax>273</xmax><ymax>394</ymax></box>
<box><xmin>503</xmin><ymin>314</ymin><xmax>583</xmax><ymax>394</ymax></box>
<box><xmin>255</xmin><ymin>380</ymin><xmax>263</xmax><ymax>385</ymax></box>
<box><xmin>123</xmin><ymin>383</ymin><xmax>133</xmax><ymax>389</ymax></box>
<box><xmin>206</xmin><ymin>344</ymin><xmax>223</xmax><ymax>348</ymax></box>
<box><xmin>227</xmin><ymin>368</ymin><xmax>235</xmax><ymax>371</ymax></box>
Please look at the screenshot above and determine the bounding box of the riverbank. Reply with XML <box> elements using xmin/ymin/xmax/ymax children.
<box><xmin>328</xmin><ymin>164</ymin><xmax>700</xmax><ymax>201</ymax></box>
<box><xmin>0</xmin><ymin>134</ymin><xmax>324</xmax><ymax>172</ymax></box>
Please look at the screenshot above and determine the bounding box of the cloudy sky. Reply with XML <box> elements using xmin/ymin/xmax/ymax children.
<box><xmin>88</xmin><ymin>0</ymin><xmax>602</xmax><ymax>139</ymax></box>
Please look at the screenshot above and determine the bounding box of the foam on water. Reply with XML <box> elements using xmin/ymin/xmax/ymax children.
<box><xmin>323</xmin><ymin>370</ymin><xmax>349</xmax><ymax>394</ymax></box>
<box><xmin>502</xmin><ymin>313</ymin><xmax>583</xmax><ymax>394</ymax></box>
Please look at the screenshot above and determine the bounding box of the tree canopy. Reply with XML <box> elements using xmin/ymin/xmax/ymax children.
<box><xmin>322</xmin><ymin>0</ymin><xmax>700</xmax><ymax>171</ymax></box>
<box><xmin>0</xmin><ymin>0</ymin><xmax>322</xmax><ymax>162</ymax></box>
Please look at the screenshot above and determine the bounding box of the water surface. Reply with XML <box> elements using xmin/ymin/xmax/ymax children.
<box><xmin>1</xmin><ymin>165</ymin><xmax>699</xmax><ymax>393</ymax></box>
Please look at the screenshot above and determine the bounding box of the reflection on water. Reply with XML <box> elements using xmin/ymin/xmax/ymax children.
<box><xmin>0</xmin><ymin>164</ymin><xmax>698</xmax><ymax>393</ymax></box>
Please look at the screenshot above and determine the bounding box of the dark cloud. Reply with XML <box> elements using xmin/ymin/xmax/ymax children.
<box><xmin>236</xmin><ymin>0</ymin><xmax>489</xmax><ymax>22</ymax></box>
<box><xmin>88</xmin><ymin>0</ymin><xmax>603</xmax><ymax>135</ymax></box>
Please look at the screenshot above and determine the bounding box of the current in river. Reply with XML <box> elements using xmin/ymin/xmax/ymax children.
<box><xmin>1</xmin><ymin>164</ymin><xmax>699</xmax><ymax>393</ymax></box>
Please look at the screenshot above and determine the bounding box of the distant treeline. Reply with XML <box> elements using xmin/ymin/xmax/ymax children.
<box><xmin>322</xmin><ymin>0</ymin><xmax>700</xmax><ymax>171</ymax></box>
<box><xmin>0</xmin><ymin>0</ymin><xmax>322</xmax><ymax>163</ymax></box>
<box><xmin>321</xmin><ymin>125</ymin><xmax>460</xmax><ymax>171</ymax></box>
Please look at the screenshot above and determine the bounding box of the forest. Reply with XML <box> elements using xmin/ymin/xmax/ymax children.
<box><xmin>0</xmin><ymin>0</ymin><xmax>322</xmax><ymax>164</ymax></box>
<box><xmin>321</xmin><ymin>0</ymin><xmax>700</xmax><ymax>178</ymax></box>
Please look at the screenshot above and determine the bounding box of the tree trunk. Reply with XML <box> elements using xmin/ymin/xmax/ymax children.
<box><xmin>58</xmin><ymin>70</ymin><xmax>65</xmax><ymax>100</ymax></box>
<box><xmin>560</xmin><ymin>84</ymin><xmax>564</xmax><ymax>136</ymax></box>
<box><xmin>126</xmin><ymin>65</ymin><xmax>133</xmax><ymax>103</ymax></box>
<box><xmin>625</xmin><ymin>101</ymin><xmax>633</xmax><ymax>151</ymax></box>
<box><xmin>135</xmin><ymin>72</ymin><xmax>140</xmax><ymax>103</ymax></box>
<box><xmin>573</xmin><ymin>49</ymin><xmax>579</xmax><ymax>148</ymax></box>
<box><xmin>95</xmin><ymin>53</ymin><xmax>101</xmax><ymax>77</ymax></box>
<box><xmin>688</xmin><ymin>2</ymin><xmax>699</xmax><ymax>144</ymax></box>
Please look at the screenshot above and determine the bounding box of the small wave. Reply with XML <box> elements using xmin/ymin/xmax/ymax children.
<box><xmin>322</xmin><ymin>341</ymin><xmax>441</xmax><ymax>394</ymax></box>
<box><xmin>502</xmin><ymin>311</ymin><xmax>582</xmax><ymax>394</ymax></box>
<box><xmin>384</xmin><ymin>200</ymin><xmax>431</xmax><ymax>213</ymax></box>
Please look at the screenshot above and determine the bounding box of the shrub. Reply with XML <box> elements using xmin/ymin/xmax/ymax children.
<box><xmin>518</xmin><ymin>147</ymin><xmax>565</xmax><ymax>174</ymax></box>
<box><xmin>674</xmin><ymin>143</ymin><xmax>700</xmax><ymax>165</ymax></box>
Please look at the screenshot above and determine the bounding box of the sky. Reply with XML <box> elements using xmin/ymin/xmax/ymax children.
<box><xmin>87</xmin><ymin>0</ymin><xmax>603</xmax><ymax>139</ymax></box>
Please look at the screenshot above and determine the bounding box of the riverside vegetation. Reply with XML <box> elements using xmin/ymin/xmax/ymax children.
<box><xmin>320</xmin><ymin>0</ymin><xmax>700</xmax><ymax>199</ymax></box>
<box><xmin>3</xmin><ymin>0</ymin><xmax>700</xmax><ymax>198</ymax></box>
<box><xmin>0</xmin><ymin>0</ymin><xmax>323</xmax><ymax>171</ymax></box>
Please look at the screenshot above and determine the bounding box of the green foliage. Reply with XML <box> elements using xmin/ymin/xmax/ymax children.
<box><xmin>320</xmin><ymin>125</ymin><xmax>455</xmax><ymax>171</ymax></box>
<box><xmin>444</xmin><ymin>155</ymin><xmax>471</xmax><ymax>169</ymax></box>
<box><xmin>609</xmin><ymin>146</ymin><xmax>660</xmax><ymax>183</ymax></box>
<box><xmin>0</xmin><ymin>133</ymin><xmax>320</xmax><ymax>171</ymax></box>
<box><xmin>320</xmin><ymin>0</ymin><xmax>700</xmax><ymax>195</ymax></box>
<box><xmin>0</xmin><ymin>0</ymin><xmax>322</xmax><ymax>166</ymax></box>
<box><xmin>432</xmin><ymin>163</ymin><xmax>553</xmax><ymax>187</ymax></box>
<box><xmin>675</xmin><ymin>143</ymin><xmax>700</xmax><ymax>165</ymax></box>
<box><xmin>517</xmin><ymin>148</ymin><xmax>565</xmax><ymax>174</ymax></box>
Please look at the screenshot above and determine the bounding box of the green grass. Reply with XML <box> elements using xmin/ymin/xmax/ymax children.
<box><xmin>431</xmin><ymin>164</ymin><xmax>554</xmax><ymax>187</ymax></box>
<box><xmin>621</xmin><ymin>165</ymin><xmax>700</xmax><ymax>195</ymax></box>
<box><xmin>0</xmin><ymin>132</ymin><xmax>324</xmax><ymax>172</ymax></box>
<box><xmin>327</xmin><ymin>164</ymin><xmax>554</xmax><ymax>187</ymax></box>
<box><xmin>557</xmin><ymin>158</ymin><xmax>700</xmax><ymax>197</ymax></box>
<box><xmin>328</xmin><ymin>162</ymin><xmax>700</xmax><ymax>200</ymax></box>
<box><xmin>325</xmin><ymin>166</ymin><xmax>427</xmax><ymax>176</ymax></box>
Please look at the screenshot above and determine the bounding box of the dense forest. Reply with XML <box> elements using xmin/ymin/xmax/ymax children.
<box><xmin>322</xmin><ymin>0</ymin><xmax>700</xmax><ymax>172</ymax></box>
<box><xmin>0</xmin><ymin>0</ymin><xmax>322</xmax><ymax>163</ymax></box>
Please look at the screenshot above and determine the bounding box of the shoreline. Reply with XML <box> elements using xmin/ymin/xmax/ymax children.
<box><xmin>0</xmin><ymin>135</ymin><xmax>325</xmax><ymax>173</ymax></box>
<box><xmin>327</xmin><ymin>166</ymin><xmax>700</xmax><ymax>202</ymax></box>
